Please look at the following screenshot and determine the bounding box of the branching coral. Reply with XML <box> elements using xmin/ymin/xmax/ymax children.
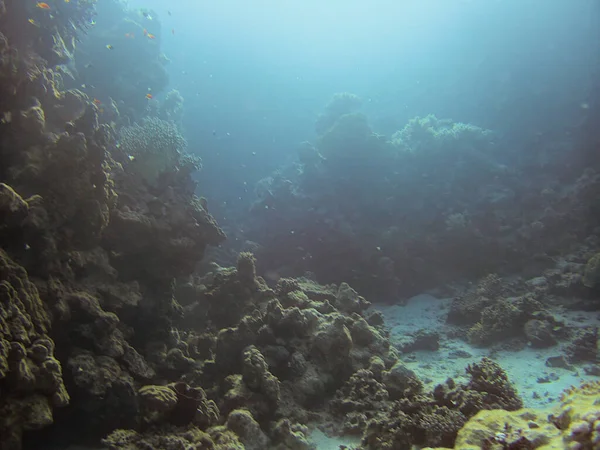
<box><xmin>466</xmin><ymin>294</ymin><xmax>545</xmax><ymax>346</ymax></box>
<box><xmin>360</xmin><ymin>405</ymin><xmax>417</xmax><ymax>450</ymax></box>
<box><xmin>465</xmin><ymin>358</ymin><xmax>523</xmax><ymax>412</ymax></box>
<box><xmin>330</xmin><ymin>368</ymin><xmax>389</xmax><ymax>434</ymax></box>
<box><xmin>418</xmin><ymin>406</ymin><xmax>467</xmax><ymax>448</ymax></box>
<box><xmin>390</xmin><ymin>114</ymin><xmax>493</xmax><ymax>154</ymax></box>
<box><xmin>118</xmin><ymin>116</ymin><xmax>191</xmax><ymax>185</ymax></box>
<box><xmin>447</xmin><ymin>274</ymin><xmax>505</xmax><ymax>325</ymax></box>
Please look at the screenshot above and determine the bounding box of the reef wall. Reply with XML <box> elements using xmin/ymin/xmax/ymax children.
<box><xmin>0</xmin><ymin>1</ymin><xmax>224</xmax><ymax>447</ymax></box>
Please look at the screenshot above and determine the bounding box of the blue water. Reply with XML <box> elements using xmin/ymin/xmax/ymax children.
<box><xmin>121</xmin><ymin>0</ymin><xmax>598</xmax><ymax>227</ymax></box>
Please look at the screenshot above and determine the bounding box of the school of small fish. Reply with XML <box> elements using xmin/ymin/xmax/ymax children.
<box><xmin>30</xmin><ymin>3</ymin><xmax>179</xmax><ymax>111</ymax></box>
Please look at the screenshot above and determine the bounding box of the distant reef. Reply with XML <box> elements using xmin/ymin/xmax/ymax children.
<box><xmin>237</xmin><ymin>92</ymin><xmax>600</xmax><ymax>300</ymax></box>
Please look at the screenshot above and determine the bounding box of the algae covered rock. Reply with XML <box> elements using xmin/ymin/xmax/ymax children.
<box><xmin>103</xmin><ymin>425</ymin><xmax>221</xmax><ymax>450</ymax></box>
<box><xmin>583</xmin><ymin>252</ymin><xmax>600</xmax><ymax>288</ymax></box>
<box><xmin>382</xmin><ymin>362</ymin><xmax>423</xmax><ymax>400</ymax></box>
<box><xmin>138</xmin><ymin>384</ymin><xmax>178</xmax><ymax>424</ymax></box>
<box><xmin>272</xmin><ymin>419</ymin><xmax>316</xmax><ymax>450</ymax></box>
<box><xmin>335</xmin><ymin>282</ymin><xmax>371</xmax><ymax>314</ymax></box>
<box><xmin>312</xmin><ymin>315</ymin><xmax>353</xmax><ymax>376</ymax></box>
<box><xmin>451</xmin><ymin>408</ymin><xmax>560</xmax><ymax>449</ymax></box>
<box><xmin>449</xmin><ymin>381</ymin><xmax>600</xmax><ymax>450</ymax></box>
<box><xmin>226</xmin><ymin>409</ymin><xmax>270</xmax><ymax>450</ymax></box>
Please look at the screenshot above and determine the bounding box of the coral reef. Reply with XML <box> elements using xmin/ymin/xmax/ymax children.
<box><xmin>0</xmin><ymin>2</ymin><xmax>224</xmax><ymax>448</ymax></box>
<box><xmin>118</xmin><ymin>116</ymin><xmax>191</xmax><ymax>186</ymax></box>
<box><xmin>445</xmin><ymin>274</ymin><xmax>568</xmax><ymax>349</ymax></box>
<box><xmin>1</xmin><ymin>1</ymin><xmax>598</xmax><ymax>450</ymax></box>
<box><xmin>238</xmin><ymin>92</ymin><xmax>600</xmax><ymax>304</ymax></box>
<box><xmin>73</xmin><ymin>0</ymin><xmax>170</xmax><ymax>122</ymax></box>
<box><xmin>0</xmin><ymin>249</ymin><xmax>69</xmax><ymax>449</ymax></box>
<box><xmin>327</xmin><ymin>355</ymin><xmax>522</xmax><ymax>449</ymax></box>
<box><xmin>315</xmin><ymin>92</ymin><xmax>363</xmax><ymax>136</ymax></box>
<box><xmin>465</xmin><ymin>294</ymin><xmax>544</xmax><ymax>346</ymax></box>
<box><xmin>439</xmin><ymin>381</ymin><xmax>600</xmax><ymax>450</ymax></box>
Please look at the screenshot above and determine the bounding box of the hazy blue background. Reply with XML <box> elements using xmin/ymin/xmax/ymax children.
<box><xmin>124</xmin><ymin>0</ymin><xmax>599</xmax><ymax>224</ymax></box>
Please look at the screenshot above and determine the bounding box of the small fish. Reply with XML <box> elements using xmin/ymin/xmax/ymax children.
<box><xmin>84</xmin><ymin>63</ymin><xmax>93</xmax><ymax>69</ymax></box>
<box><xmin>167</xmin><ymin>10</ymin><xmax>172</xmax><ymax>16</ymax></box>
<box><xmin>93</xmin><ymin>98</ymin><xmax>101</xmax><ymax>105</ymax></box>
<box><xmin>146</xmin><ymin>33</ymin><xmax>155</xmax><ymax>39</ymax></box>
<box><xmin>65</xmin><ymin>0</ymin><xmax>71</xmax><ymax>3</ymax></box>
<box><xmin>106</xmin><ymin>44</ymin><xmax>114</xmax><ymax>50</ymax></box>
<box><xmin>90</xmin><ymin>20</ymin><xmax>96</xmax><ymax>26</ymax></box>
<box><xmin>125</xmin><ymin>33</ymin><xmax>134</xmax><ymax>39</ymax></box>
<box><xmin>28</xmin><ymin>18</ymin><xmax>40</xmax><ymax>26</ymax></box>
<box><xmin>145</xmin><ymin>93</ymin><xmax>153</xmax><ymax>99</ymax></box>
<box><xmin>171</xmin><ymin>28</ymin><xmax>175</xmax><ymax>35</ymax></box>
<box><xmin>36</xmin><ymin>2</ymin><xmax>51</xmax><ymax>9</ymax></box>
<box><xmin>128</xmin><ymin>155</ymin><xmax>135</xmax><ymax>161</ymax></box>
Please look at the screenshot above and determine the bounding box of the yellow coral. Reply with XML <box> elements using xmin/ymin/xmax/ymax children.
<box><xmin>424</xmin><ymin>381</ymin><xmax>600</xmax><ymax>449</ymax></box>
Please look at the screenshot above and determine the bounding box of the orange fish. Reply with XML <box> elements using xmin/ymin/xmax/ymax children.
<box><xmin>36</xmin><ymin>2</ymin><xmax>51</xmax><ymax>9</ymax></box>
<box><xmin>145</xmin><ymin>94</ymin><xmax>153</xmax><ymax>99</ymax></box>
<box><xmin>146</xmin><ymin>33</ymin><xmax>155</xmax><ymax>39</ymax></box>
<box><xmin>93</xmin><ymin>98</ymin><xmax>101</xmax><ymax>105</ymax></box>
<box><xmin>143</xmin><ymin>28</ymin><xmax>148</xmax><ymax>36</ymax></box>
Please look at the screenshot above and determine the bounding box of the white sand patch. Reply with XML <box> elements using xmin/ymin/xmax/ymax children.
<box><xmin>374</xmin><ymin>293</ymin><xmax>598</xmax><ymax>409</ymax></box>
<box><xmin>308</xmin><ymin>428</ymin><xmax>360</xmax><ymax>450</ymax></box>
